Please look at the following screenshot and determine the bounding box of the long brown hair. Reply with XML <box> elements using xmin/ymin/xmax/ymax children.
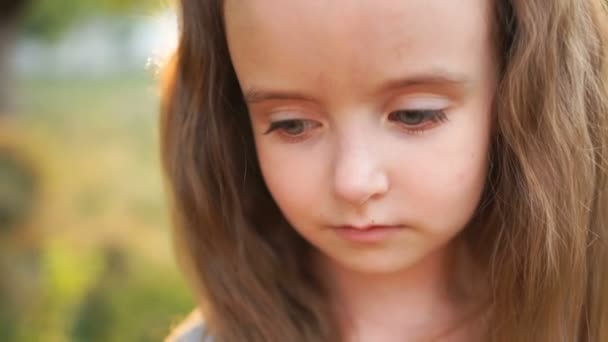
<box><xmin>160</xmin><ymin>1</ymin><xmax>608</xmax><ymax>341</ymax></box>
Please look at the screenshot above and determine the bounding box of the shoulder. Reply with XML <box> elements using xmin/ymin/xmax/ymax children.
<box><xmin>165</xmin><ymin>309</ymin><xmax>213</xmax><ymax>342</ymax></box>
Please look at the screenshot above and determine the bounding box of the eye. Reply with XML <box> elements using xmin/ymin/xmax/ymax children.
<box><xmin>263</xmin><ymin>119</ymin><xmax>321</xmax><ymax>142</ymax></box>
<box><xmin>388</xmin><ymin>109</ymin><xmax>448</xmax><ymax>133</ymax></box>
<box><xmin>389</xmin><ymin>109</ymin><xmax>445</xmax><ymax>125</ymax></box>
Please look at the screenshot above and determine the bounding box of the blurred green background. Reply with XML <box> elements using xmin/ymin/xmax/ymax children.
<box><xmin>1</xmin><ymin>1</ymin><xmax>194</xmax><ymax>341</ymax></box>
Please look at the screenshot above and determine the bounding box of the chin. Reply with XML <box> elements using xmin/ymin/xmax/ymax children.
<box><xmin>327</xmin><ymin>249</ymin><xmax>425</xmax><ymax>276</ymax></box>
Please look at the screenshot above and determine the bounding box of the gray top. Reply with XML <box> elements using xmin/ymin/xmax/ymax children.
<box><xmin>165</xmin><ymin>310</ymin><xmax>213</xmax><ymax>342</ymax></box>
<box><xmin>170</xmin><ymin>324</ymin><xmax>206</xmax><ymax>342</ymax></box>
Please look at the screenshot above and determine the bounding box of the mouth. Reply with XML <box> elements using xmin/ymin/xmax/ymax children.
<box><xmin>331</xmin><ymin>224</ymin><xmax>404</xmax><ymax>243</ymax></box>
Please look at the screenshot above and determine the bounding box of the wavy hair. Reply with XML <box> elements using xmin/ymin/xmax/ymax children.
<box><xmin>160</xmin><ymin>1</ymin><xmax>608</xmax><ymax>341</ymax></box>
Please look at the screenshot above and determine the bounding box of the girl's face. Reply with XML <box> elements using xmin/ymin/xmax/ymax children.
<box><xmin>225</xmin><ymin>0</ymin><xmax>497</xmax><ymax>274</ymax></box>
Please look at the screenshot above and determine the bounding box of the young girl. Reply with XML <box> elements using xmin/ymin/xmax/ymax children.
<box><xmin>161</xmin><ymin>0</ymin><xmax>608</xmax><ymax>341</ymax></box>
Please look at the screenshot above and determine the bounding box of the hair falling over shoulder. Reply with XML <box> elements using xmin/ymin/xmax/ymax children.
<box><xmin>159</xmin><ymin>1</ymin><xmax>608</xmax><ymax>341</ymax></box>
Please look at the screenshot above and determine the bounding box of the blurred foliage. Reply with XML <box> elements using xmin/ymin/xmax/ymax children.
<box><xmin>0</xmin><ymin>73</ymin><xmax>194</xmax><ymax>340</ymax></box>
<box><xmin>0</xmin><ymin>0</ymin><xmax>30</xmax><ymax>20</ymax></box>
<box><xmin>23</xmin><ymin>0</ymin><xmax>167</xmax><ymax>41</ymax></box>
<box><xmin>0</xmin><ymin>147</ymin><xmax>37</xmax><ymax>232</ymax></box>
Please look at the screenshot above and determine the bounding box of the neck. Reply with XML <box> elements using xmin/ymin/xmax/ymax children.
<box><xmin>316</xmin><ymin>239</ymin><xmax>484</xmax><ymax>341</ymax></box>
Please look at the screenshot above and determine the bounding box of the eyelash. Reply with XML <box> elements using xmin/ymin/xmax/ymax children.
<box><xmin>263</xmin><ymin>120</ymin><xmax>320</xmax><ymax>143</ymax></box>
<box><xmin>263</xmin><ymin>109</ymin><xmax>448</xmax><ymax>143</ymax></box>
<box><xmin>388</xmin><ymin>109</ymin><xmax>449</xmax><ymax>134</ymax></box>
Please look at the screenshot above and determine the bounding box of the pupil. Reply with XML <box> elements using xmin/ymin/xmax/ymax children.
<box><xmin>285</xmin><ymin>121</ymin><xmax>304</xmax><ymax>134</ymax></box>
<box><xmin>400</xmin><ymin>110</ymin><xmax>425</xmax><ymax>125</ymax></box>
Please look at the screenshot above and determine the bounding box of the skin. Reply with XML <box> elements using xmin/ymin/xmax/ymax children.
<box><xmin>224</xmin><ymin>0</ymin><xmax>497</xmax><ymax>340</ymax></box>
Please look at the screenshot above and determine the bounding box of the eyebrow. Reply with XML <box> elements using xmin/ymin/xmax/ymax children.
<box><xmin>243</xmin><ymin>70</ymin><xmax>471</xmax><ymax>105</ymax></box>
<box><xmin>244</xmin><ymin>88</ymin><xmax>317</xmax><ymax>105</ymax></box>
<box><xmin>376</xmin><ymin>71</ymin><xmax>472</xmax><ymax>95</ymax></box>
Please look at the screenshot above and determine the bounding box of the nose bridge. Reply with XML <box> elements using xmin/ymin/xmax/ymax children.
<box><xmin>332</xmin><ymin>122</ymin><xmax>388</xmax><ymax>205</ymax></box>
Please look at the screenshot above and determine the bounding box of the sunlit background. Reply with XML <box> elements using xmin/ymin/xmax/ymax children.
<box><xmin>0</xmin><ymin>1</ymin><xmax>194</xmax><ymax>341</ymax></box>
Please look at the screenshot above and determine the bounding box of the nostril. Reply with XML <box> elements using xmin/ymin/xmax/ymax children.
<box><xmin>333</xmin><ymin>164</ymin><xmax>389</xmax><ymax>206</ymax></box>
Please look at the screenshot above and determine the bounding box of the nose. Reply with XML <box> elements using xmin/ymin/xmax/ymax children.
<box><xmin>332</xmin><ymin>140</ymin><xmax>389</xmax><ymax>206</ymax></box>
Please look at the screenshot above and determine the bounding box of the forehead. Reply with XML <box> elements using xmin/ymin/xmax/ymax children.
<box><xmin>224</xmin><ymin>0</ymin><xmax>494</xmax><ymax>100</ymax></box>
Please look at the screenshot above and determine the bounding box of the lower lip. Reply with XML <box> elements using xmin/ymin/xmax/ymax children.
<box><xmin>333</xmin><ymin>226</ymin><xmax>404</xmax><ymax>243</ymax></box>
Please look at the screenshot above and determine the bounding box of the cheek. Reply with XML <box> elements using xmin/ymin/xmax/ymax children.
<box><xmin>399</xmin><ymin>116</ymin><xmax>490</xmax><ymax>232</ymax></box>
<box><xmin>255</xmin><ymin>142</ymin><xmax>327</xmax><ymax>226</ymax></box>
